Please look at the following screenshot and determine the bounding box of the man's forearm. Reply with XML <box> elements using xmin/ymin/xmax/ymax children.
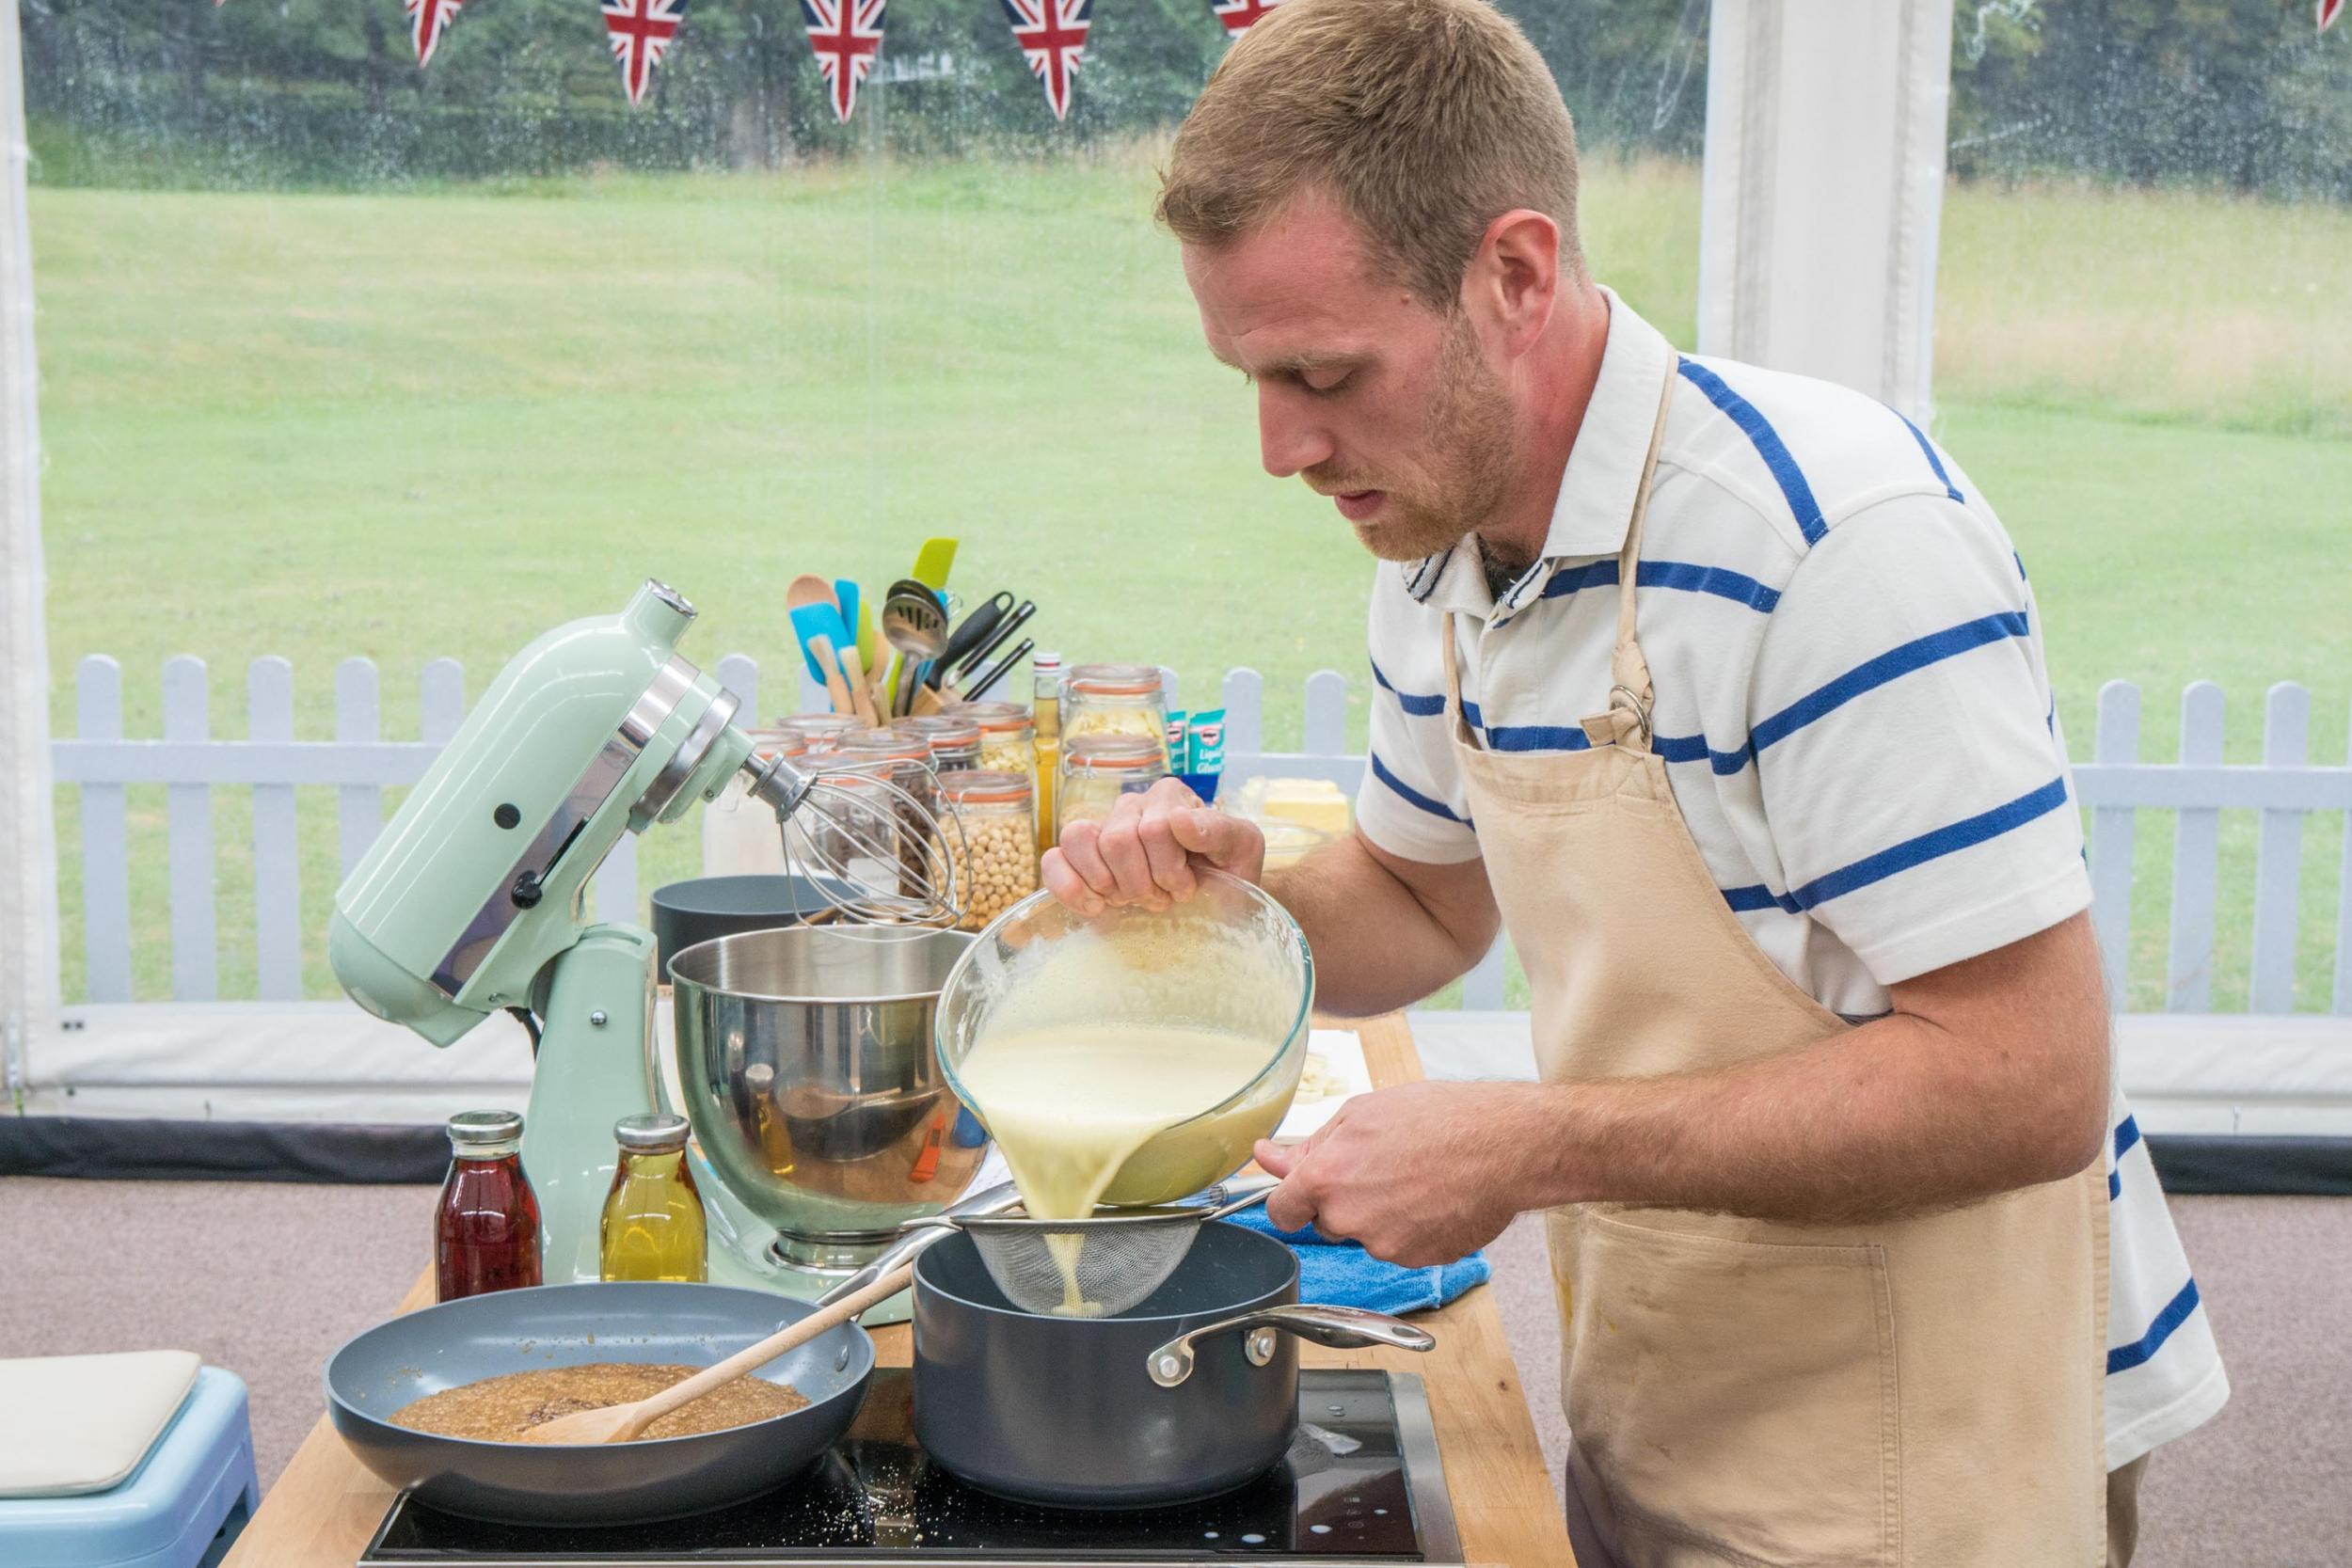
<box><xmin>1265</xmin><ymin>832</ymin><xmax>1495</xmax><ymax>1018</ymax></box>
<box><xmin>1493</xmin><ymin>1007</ymin><xmax>2110</xmax><ymax>1225</ymax></box>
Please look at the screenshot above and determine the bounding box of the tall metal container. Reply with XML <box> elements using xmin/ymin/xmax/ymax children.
<box><xmin>669</xmin><ymin>927</ymin><xmax>984</xmax><ymax>1272</ymax></box>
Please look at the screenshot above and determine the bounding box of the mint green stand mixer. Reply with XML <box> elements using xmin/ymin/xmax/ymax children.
<box><xmin>327</xmin><ymin>580</ymin><xmax>974</xmax><ymax>1317</ymax></box>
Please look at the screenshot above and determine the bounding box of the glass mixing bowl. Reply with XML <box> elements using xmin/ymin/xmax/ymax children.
<box><xmin>933</xmin><ymin>869</ymin><xmax>1314</xmax><ymax>1208</ymax></box>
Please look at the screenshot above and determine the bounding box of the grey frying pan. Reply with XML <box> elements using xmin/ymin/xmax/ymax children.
<box><xmin>324</xmin><ymin>1280</ymin><xmax>875</xmax><ymax>1525</ymax></box>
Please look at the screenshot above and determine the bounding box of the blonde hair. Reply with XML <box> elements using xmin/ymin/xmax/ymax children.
<box><xmin>1156</xmin><ymin>0</ymin><xmax>1585</xmax><ymax>309</ymax></box>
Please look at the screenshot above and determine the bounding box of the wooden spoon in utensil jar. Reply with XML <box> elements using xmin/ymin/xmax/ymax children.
<box><xmin>518</xmin><ymin>1270</ymin><xmax>908</xmax><ymax>1446</ymax></box>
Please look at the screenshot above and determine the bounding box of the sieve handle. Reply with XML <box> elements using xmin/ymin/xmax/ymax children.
<box><xmin>1145</xmin><ymin>1304</ymin><xmax>1436</xmax><ymax>1388</ymax></box>
<box><xmin>811</xmin><ymin>1180</ymin><xmax>1024</xmax><ymax>1309</ymax></box>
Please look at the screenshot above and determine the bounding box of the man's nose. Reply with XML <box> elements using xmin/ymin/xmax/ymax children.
<box><xmin>1258</xmin><ymin>387</ymin><xmax>1335</xmax><ymax>479</ymax></box>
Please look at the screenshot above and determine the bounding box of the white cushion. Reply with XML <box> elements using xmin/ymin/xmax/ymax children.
<box><xmin>0</xmin><ymin>1350</ymin><xmax>201</xmax><ymax>1497</ymax></box>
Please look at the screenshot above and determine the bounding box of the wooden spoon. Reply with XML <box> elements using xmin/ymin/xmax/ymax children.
<box><xmin>518</xmin><ymin>1269</ymin><xmax>908</xmax><ymax>1446</ymax></box>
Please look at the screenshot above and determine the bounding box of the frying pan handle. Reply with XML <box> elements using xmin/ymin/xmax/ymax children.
<box><xmin>1145</xmin><ymin>1304</ymin><xmax>1436</xmax><ymax>1388</ymax></box>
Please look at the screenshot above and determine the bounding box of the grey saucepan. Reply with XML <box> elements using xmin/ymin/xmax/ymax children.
<box><xmin>911</xmin><ymin>1221</ymin><xmax>1434</xmax><ymax>1509</ymax></box>
<box><xmin>324</xmin><ymin>1280</ymin><xmax>875</xmax><ymax>1525</ymax></box>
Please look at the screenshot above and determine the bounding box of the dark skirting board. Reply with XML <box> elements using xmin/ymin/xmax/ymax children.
<box><xmin>0</xmin><ymin>1115</ymin><xmax>446</xmax><ymax>1183</ymax></box>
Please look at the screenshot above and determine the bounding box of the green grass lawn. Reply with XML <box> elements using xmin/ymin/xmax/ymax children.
<box><xmin>28</xmin><ymin>150</ymin><xmax>2352</xmax><ymax>1010</ymax></box>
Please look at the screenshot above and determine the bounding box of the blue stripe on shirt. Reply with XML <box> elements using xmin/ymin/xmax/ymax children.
<box><xmin>1749</xmin><ymin>611</ymin><xmax>2031</xmax><ymax>754</ymax></box>
<box><xmin>1542</xmin><ymin>558</ymin><xmax>1784</xmax><ymax>613</ymax></box>
<box><xmin>1677</xmin><ymin>357</ymin><xmax>1828</xmax><ymax>546</ymax></box>
<box><xmin>1369</xmin><ymin>752</ymin><xmax>1470</xmax><ymax>827</ymax></box>
<box><xmin>2110</xmin><ymin>1115</ymin><xmax>2144</xmax><ymax>1200</ymax></box>
<box><xmin>1720</xmin><ymin>775</ymin><xmax>2073</xmax><ymax>914</ymax></box>
<box><xmin>2108</xmin><ymin>1277</ymin><xmax>2201</xmax><ymax>1374</ymax></box>
<box><xmin>1370</xmin><ymin>659</ymin><xmax>1447</xmax><ymax>717</ymax></box>
<box><xmin>1892</xmin><ymin>405</ymin><xmax>1964</xmax><ymax>504</ymax></box>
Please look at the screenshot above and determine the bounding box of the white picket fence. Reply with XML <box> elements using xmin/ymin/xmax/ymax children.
<box><xmin>45</xmin><ymin>657</ymin><xmax>2352</xmax><ymax>1020</ymax></box>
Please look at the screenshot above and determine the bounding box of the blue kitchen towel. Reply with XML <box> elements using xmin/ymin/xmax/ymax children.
<box><xmin>1220</xmin><ymin>1209</ymin><xmax>1489</xmax><ymax>1316</ymax></box>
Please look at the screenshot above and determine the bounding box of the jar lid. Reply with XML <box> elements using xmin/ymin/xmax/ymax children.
<box><xmin>956</xmin><ymin>700</ymin><xmax>1033</xmax><ymax>735</ymax></box>
<box><xmin>936</xmin><ymin>768</ymin><xmax>1034</xmax><ymax>805</ymax></box>
<box><xmin>446</xmin><ymin>1109</ymin><xmax>523</xmax><ymax>1149</ymax></box>
<box><xmin>836</xmin><ymin>728</ymin><xmax>929</xmax><ymax>763</ymax></box>
<box><xmin>614</xmin><ymin>1112</ymin><xmax>691</xmax><ymax>1153</ymax></box>
<box><xmin>1065</xmin><ymin>734</ymin><xmax>1166</xmax><ymax>770</ymax></box>
<box><xmin>1067</xmin><ymin>663</ymin><xmax>1164</xmax><ymax>697</ymax></box>
<box><xmin>748</xmin><ymin>727</ymin><xmax>809</xmax><ymax>760</ymax></box>
<box><xmin>899</xmin><ymin>716</ymin><xmax>981</xmax><ymax>753</ymax></box>
<box><xmin>773</xmin><ymin>714</ymin><xmax>856</xmax><ymax>739</ymax></box>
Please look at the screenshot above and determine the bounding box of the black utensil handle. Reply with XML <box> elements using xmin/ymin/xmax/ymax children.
<box><xmin>930</xmin><ymin>593</ymin><xmax>1014</xmax><ymax>686</ymax></box>
<box><xmin>955</xmin><ymin>600</ymin><xmax>1036</xmax><ymax>679</ymax></box>
<box><xmin>961</xmin><ymin>638</ymin><xmax>1033</xmax><ymax>702</ymax></box>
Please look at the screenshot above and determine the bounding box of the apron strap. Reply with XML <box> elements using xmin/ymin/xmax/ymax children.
<box><xmin>1438</xmin><ymin>610</ymin><xmax>1480</xmax><ymax>750</ymax></box>
<box><xmin>1579</xmin><ymin>357</ymin><xmax>1679</xmax><ymax>752</ymax></box>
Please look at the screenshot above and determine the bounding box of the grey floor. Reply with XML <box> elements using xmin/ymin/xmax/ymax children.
<box><xmin>2</xmin><ymin>1176</ymin><xmax>2344</xmax><ymax>1564</ymax></box>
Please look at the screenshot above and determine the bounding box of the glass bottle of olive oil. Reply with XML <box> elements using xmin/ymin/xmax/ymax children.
<box><xmin>599</xmin><ymin>1114</ymin><xmax>708</xmax><ymax>1283</ymax></box>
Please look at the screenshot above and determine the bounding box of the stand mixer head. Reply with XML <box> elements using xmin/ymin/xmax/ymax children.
<box><xmin>327</xmin><ymin>579</ymin><xmax>973</xmax><ymax>1289</ymax></box>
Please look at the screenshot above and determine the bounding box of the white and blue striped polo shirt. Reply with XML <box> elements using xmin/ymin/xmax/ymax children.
<box><xmin>1358</xmin><ymin>289</ymin><xmax>2227</xmax><ymax>1468</ymax></box>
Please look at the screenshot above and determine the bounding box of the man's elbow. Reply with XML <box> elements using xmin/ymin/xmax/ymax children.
<box><xmin>2016</xmin><ymin>1022</ymin><xmax>2112</xmax><ymax>1186</ymax></box>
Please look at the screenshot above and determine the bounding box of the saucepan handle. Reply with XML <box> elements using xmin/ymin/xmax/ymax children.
<box><xmin>1145</xmin><ymin>1304</ymin><xmax>1436</xmax><ymax>1388</ymax></box>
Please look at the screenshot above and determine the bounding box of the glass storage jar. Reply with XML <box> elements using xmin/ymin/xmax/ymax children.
<box><xmin>832</xmin><ymin>729</ymin><xmax>937</xmax><ymax>900</ymax></box>
<box><xmin>898</xmin><ymin>715</ymin><xmax>983</xmax><ymax>772</ymax></box>
<box><xmin>773</xmin><ymin>713</ymin><xmax>856</xmax><ymax>755</ymax></box>
<box><xmin>1057</xmin><ymin>733</ymin><xmax>1168</xmax><ymax>838</ymax></box>
<box><xmin>791</xmin><ymin>768</ymin><xmax>902</xmax><ymax>894</ymax></box>
<box><xmin>935</xmin><ymin>769</ymin><xmax>1039</xmax><ymax>931</ymax></box>
<box><xmin>960</xmin><ymin>700</ymin><xmax>1037</xmax><ymax>779</ymax></box>
<box><xmin>1062</xmin><ymin>664</ymin><xmax>1168</xmax><ymax>762</ymax></box>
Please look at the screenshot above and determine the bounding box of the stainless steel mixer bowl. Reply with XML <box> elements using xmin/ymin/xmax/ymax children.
<box><xmin>671</xmin><ymin>927</ymin><xmax>985</xmax><ymax>1269</ymax></box>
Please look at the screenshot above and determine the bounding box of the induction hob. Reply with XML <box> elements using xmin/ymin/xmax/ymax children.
<box><xmin>358</xmin><ymin>1369</ymin><xmax>1464</xmax><ymax>1566</ymax></box>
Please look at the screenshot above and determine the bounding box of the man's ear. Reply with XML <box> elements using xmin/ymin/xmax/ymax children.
<box><xmin>1463</xmin><ymin>209</ymin><xmax>1562</xmax><ymax>356</ymax></box>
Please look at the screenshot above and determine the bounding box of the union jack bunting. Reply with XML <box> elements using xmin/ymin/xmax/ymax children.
<box><xmin>603</xmin><ymin>0</ymin><xmax>688</xmax><ymax>105</ymax></box>
<box><xmin>404</xmin><ymin>0</ymin><xmax>464</xmax><ymax>65</ymax></box>
<box><xmin>2324</xmin><ymin>0</ymin><xmax>2344</xmax><ymax>34</ymax></box>
<box><xmin>999</xmin><ymin>0</ymin><xmax>1091</xmax><ymax>121</ymax></box>
<box><xmin>1208</xmin><ymin>0</ymin><xmax>1283</xmax><ymax>38</ymax></box>
<box><xmin>802</xmin><ymin>0</ymin><xmax>887</xmax><ymax>122</ymax></box>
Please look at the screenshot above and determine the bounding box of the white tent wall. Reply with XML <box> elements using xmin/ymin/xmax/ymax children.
<box><xmin>1</xmin><ymin>0</ymin><xmax>59</xmax><ymax>1115</ymax></box>
<box><xmin>1698</xmin><ymin>0</ymin><xmax>1955</xmax><ymax>420</ymax></box>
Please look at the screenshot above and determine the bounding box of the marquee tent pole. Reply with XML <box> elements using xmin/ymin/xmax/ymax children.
<box><xmin>1697</xmin><ymin>0</ymin><xmax>1956</xmax><ymax>421</ymax></box>
<box><xmin>0</xmin><ymin>0</ymin><xmax>59</xmax><ymax>1106</ymax></box>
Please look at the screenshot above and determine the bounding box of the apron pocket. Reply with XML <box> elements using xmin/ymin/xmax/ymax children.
<box><xmin>1558</xmin><ymin>1208</ymin><xmax>1898</xmax><ymax>1568</ymax></box>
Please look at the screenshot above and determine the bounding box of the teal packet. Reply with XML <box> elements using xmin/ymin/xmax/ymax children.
<box><xmin>1164</xmin><ymin>707</ymin><xmax>1188</xmax><ymax>769</ymax></box>
<box><xmin>1186</xmin><ymin>707</ymin><xmax>1227</xmax><ymax>775</ymax></box>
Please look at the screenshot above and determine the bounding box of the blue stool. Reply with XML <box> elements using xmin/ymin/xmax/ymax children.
<box><xmin>0</xmin><ymin>1368</ymin><xmax>260</xmax><ymax>1568</ymax></box>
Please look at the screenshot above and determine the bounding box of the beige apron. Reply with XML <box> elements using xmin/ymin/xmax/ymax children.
<box><xmin>1439</xmin><ymin>365</ymin><xmax>2109</xmax><ymax>1567</ymax></box>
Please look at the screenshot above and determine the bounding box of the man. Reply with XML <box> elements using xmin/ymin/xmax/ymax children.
<box><xmin>1041</xmin><ymin>1</ymin><xmax>2228</xmax><ymax>1562</ymax></box>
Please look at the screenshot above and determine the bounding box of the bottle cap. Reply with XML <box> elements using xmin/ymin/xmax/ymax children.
<box><xmin>614</xmin><ymin>1112</ymin><xmax>692</xmax><ymax>1153</ymax></box>
<box><xmin>446</xmin><ymin>1109</ymin><xmax>523</xmax><ymax>1152</ymax></box>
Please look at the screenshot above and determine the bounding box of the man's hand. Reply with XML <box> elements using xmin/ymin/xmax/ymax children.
<box><xmin>1042</xmin><ymin>776</ymin><xmax>1266</xmax><ymax>915</ymax></box>
<box><xmin>1253</xmin><ymin>1081</ymin><xmax>1533</xmax><ymax>1267</ymax></box>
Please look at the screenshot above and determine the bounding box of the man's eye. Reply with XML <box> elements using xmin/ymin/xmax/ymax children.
<box><xmin>1301</xmin><ymin>370</ymin><xmax>1352</xmax><ymax>396</ymax></box>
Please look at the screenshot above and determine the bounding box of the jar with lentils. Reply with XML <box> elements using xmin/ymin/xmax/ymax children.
<box><xmin>832</xmin><ymin>729</ymin><xmax>937</xmax><ymax>899</ymax></box>
<box><xmin>897</xmin><ymin>715</ymin><xmax>983</xmax><ymax>773</ymax></box>
<box><xmin>1062</xmin><ymin>664</ymin><xmax>1169</xmax><ymax>763</ymax></box>
<box><xmin>1057</xmin><ymin>733</ymin><xmax>1168</xmax><ymax>839</ymax></box>
<box><xmin>935</xmin><ymin>770</ymin><xmax>1039</xmax><ymax>930</ymax></box>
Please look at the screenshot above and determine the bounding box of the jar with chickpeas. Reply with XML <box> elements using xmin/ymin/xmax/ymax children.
<box><xmin>1062</xmin><ymin>664</ymin><xmax>1168</xmax><ymax>763</ymax></box>
<box><xmin>1056</xmin><ymin>733</ymin><xmax>1168</xmax><ymax>840</ymax></box>
<box><xmin>934</xmin><ymin>769</ymin><xmax>1039</xmax><ymax>930</ymax></box>
<box><xmin>957</xmin><ymin>701</ymin><xmax>1037</xmax><ymax>778</ymax></box>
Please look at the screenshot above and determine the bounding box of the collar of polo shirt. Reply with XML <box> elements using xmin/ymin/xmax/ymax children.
<box><xmin>1402</xmin><ymin>286</ymin><xmax>1678</xmax><ymax>630</ymax></box>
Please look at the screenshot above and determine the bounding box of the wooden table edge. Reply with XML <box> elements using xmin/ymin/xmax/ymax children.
<box><xmin>223</xmin><ymin>1012</ymin><xmax>1573</xmax><ymax>1567</ymax></box>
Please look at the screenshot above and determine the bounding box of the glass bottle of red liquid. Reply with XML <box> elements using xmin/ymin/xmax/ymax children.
<box><xmin>435</xmin><ymin>1110</ymin><xmax>543</xmax><ymax>1302</ymax></box>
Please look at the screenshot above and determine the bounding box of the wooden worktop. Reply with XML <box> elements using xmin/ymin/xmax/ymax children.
<box><xmin>222</xmin><ymin>1013</ymin><xmax>1572</xmax><ymax>1567</ymax></box>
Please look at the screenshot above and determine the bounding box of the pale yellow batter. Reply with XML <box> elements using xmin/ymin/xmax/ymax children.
<box><xmin>954</xmin><ymin>1022</ymin><xmax>1277</xmax><ymax>1314</ymax></box>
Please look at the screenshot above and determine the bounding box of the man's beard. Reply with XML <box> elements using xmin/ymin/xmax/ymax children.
<box><xmin>1310</xmin><ymin>313</ymin><xmax>1516</xmax><ymax>563</ymax></box>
